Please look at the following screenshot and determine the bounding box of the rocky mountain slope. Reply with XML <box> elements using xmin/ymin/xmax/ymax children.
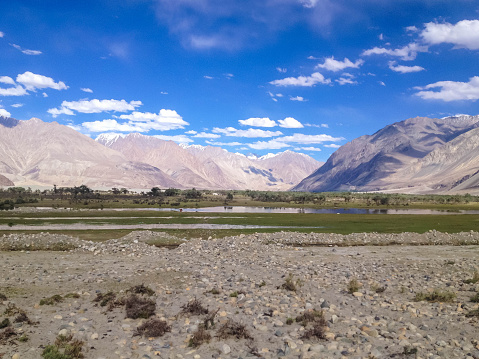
<box><xmin>0</xmin><ymin>117</ymin><xmax>180</xmax><ymax>189</ymax></box>
<box><xmin>97</xmin><ymin>133</ymin><xmax>321</xmax><ymax>190</ymax></box>
<box><xmin>0</xmin><ymin>116</ymin><xmax>320</xmax><ymax>190</ymax></box>
<box><xmin>293</xmin><ymin>115</ymin><xmax>479</xmax><ymax>194</ymax></box>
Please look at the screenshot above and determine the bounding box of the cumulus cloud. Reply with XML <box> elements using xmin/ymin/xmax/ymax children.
<box><xmin>278</xmin><ymin>117</ymin><xmax>304</xmax><ymax>128</ymax></box>
<box><xmin>316</xmin><ymin>57</ymin><xmax>364</xmax><ymax>72</ymax></box>
<box><xmin>213</xmin><ymin>127</ymin><xmax>283</xmax><ymax>138</ymax></box>
<box><xmin>193</xmin><ymin>132</ymin><xmax>221</xmax><ymax>139</ymax></box>
<box><xmin>414</xmin><ymin>76</ymin><xmax>479</xmax><ymax>102</ymax></box>
<box><xmin>16</xmin><ymin>71</ymin><xmax>68</xmax><ymax>91</ymax></box>
<box><xmin>0</xmin><ymin>108</ymin><xmax>11</xmax><ymax>117</ymax></box>
<box><xmin>362</xmin><ymin>42</ymin><xmax>428</xmax><ymax>61</ymax></box>
<box><xmin>421</xmin><ymin>20</ymin><xmax>479</xmax><ymax>50</ymax></box>
<box><xmin>324</xmin><ymin>144</ymin><xmax>341</xmax><ymax>148</ymax></box>
<box><xmin>270</xmin><ymin>72</ymin><xmax>331</xmax><ymax>87</ymax></box>
<box><xmin>48</xmin><ymin>99</ymin><xmax>142</xmax><ymax>117</ymax></box>
<box><xmin>0</xmin><ymin>76</ymin><xmax>15</xmax><ymax>85</ymax></box>
<box><xmin>0</xmin><ymin>85</ymin><xmax>28</xmax><ymax>96</ymax></box>
<box><xmin>388</xmin><ymin>61</ymin><xmax>424</xmax><ymax>74</ymax></box>
<box><xmin>239</xmin><ymin>117</ymin><xmax>277</xmax><ymax>127</ymax></box>
<box><xmin>81</xmin><ymin>88</ymin><xmax>93</xmax><ymax>93</ymax></box>
<box><xmin>82</xmin><ymin>109</ymin><xmax>189</xmax><ymax>133</ymax></box>
<box><xmin>11</xmin><ymin>44</ymin><xmax>42</xmax><ymax>55</ymax></box>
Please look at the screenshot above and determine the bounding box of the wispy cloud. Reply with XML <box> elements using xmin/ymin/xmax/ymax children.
<box><xmin>362</xmin><ymin>42</ymin><xmax>428</xmax><ymax>61</ymax></box>
<box><xmin>11</xmin><ymin>43</ymin><xmax>42</xmax><ymax>55</ymax></box>
<box><xmin>81</xmin><ymin>88</ymin><xmax>93</xmax><ymax>93</ymax></box>
<box><xmin>213</xmin><ymin>127</ymin><xmax>283</xmax><ymax>138</ymax></box>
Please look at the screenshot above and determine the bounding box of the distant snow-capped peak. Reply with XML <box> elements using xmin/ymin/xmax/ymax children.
<box><xmin>96</xmin><ymin>133</ymin><xmax>125</xmax><ymax>146</ymax></box>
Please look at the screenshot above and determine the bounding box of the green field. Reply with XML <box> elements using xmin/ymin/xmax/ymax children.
<box><xmin>1</xmin><ymin>210</ymin><xmax>479</xmax><ymax>242</ymax></box>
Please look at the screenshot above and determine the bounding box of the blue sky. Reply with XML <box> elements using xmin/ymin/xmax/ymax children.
<box><xmin>1</xmin><ymin>0</ymin><xmax>479</xmax><ymax>161</ymax></box>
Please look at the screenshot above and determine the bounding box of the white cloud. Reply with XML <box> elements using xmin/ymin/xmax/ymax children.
<box><xmin>299</xmin><ymin>0</ymin><xmax>319</xmax><ymax>8</ymax></box>
<box><xmin>194</xmin><ymin>132</ymin><xmax>221</xmax><ymax>139</ymax></box>
<box><xmin>414</xmin><ymin>76</ymin><xmax>479</xmax><ymax>102</ymax></box>
<box><xmin>42</xmin><ymin>92</ymin><xmax>48</xmax><ymax>97</ymax></box>
<box><xmin>324</xmin><ymin>144</ymin><xmax>341</xmax><ymax>148</ymax></box>
<box><xmin>248</xmin><ymin>140</ymin><xmax>291</xmax><ymax>150</ymax></box>
<box><xmin>81</xmin><ymin>109</ymin><xmax>189</xmax><ymax>132</ymax></box>
<box><xmin>278</xmin><ymin>117</ymin><xmax>304</xmax><ymax>128</ymax></box>
<box><xmin>336</xmin><ymin>77</ymin><xmax>358</xmax><ymax>85</ymax></box>
<box><xmin>379</xmin><ymin>81</ymin><xmax>386</xmax><ymax>86</ymax></box>
<box><xmin>0</xmin><ymin>76</ymin><xmax>15</xmax><ymax>85</ymax></box>
<box><xmin>276</xmin><ymin>67</ymin><xmax>287</xmax><ymax>73</ymax></box>
<box><xmin>11</xmin><ymin>103</ymin><xmax>23</xmax><ymax>108</ymax></box>
<box><xmin>161</xmin><ymin>91</ymin><xmax>168</xmax><ymax>95</ymax></box>
<box><xmin>0</xmin><ymin>108</ymin><xmax>11</xmax><ymax>117</ymax></box>
<box><xmin>81</xmin><ymin>88</ymin><xmax>93</xmax><ymax>93</ymax></box>
<box><xmin>362</xmin><ymin>42</ymin><xmax>428</xmax><ymax>61</ymax></box>
<box><xmin>206</xmin><ymin>140</ymin><xmax>243</xmax><ymax>146</ymax></box>
<box><xmin>0</xmin><ymin>31</ymin><xmax>4</xmax><ymax>38</ymax></box>
<box><xmin>406</xmin><ymin>26</ymin><xmax>418</xmax><ymax>32</ymax></box>
<box><xmin>290</xmin><ymin>96</ymin><xmax>306</xmax><ymax>101</ymax></box>
<box><xmin>388</xmin><ymin>61</ymin><xmax>425</xmax><ymax>74</ymax></box>
<box><xmin>421</xmin><ymin>20</ymin><xmax>479</xmax><ymax>50</ymax></box>
<box><xmin>204</xmin><ymin>75</ymin><xmax>214</xmax><ymax>79</ymax></box>
<box><xmin>185</xmin><ymin>130</ymin><xmax>197</xmax><ymax>135</ymax></box>
<box><xmin>224</xmin><ymin>73</ymin><xmax>234</xmax><ymax>79</ymax></box>
<box><xmin>280</xmin><ymin>133</ymin><xmax>344</xmax><ymax>144</ymax></box>
<box><xmin>270</xmin><ymin>72</ymin><xmax>331</xmax><ymax>87</ymax></box>
<box><xmin>247</xmin><ymin>132</ymin><xmax>343</xmax><ymax>150</ymax></box>
<box><xmin>379</xmin><ymin>33</ymin><xmax>384</xmax><ymax>41</ymax></box>
<box><xmin>16</xmin><ymin>71</ymin><xmax>68</xmax><ymax>91</ymax></box>
<box><xmin>49</xmin><ymin>99</ymin><xmax>142</xmax><ymax>117</ymax></box>
<box><xmin>296</xmin><ymin>146</ymin><xmax>322</xmax><ymax>151</ymax></box>
<box><xmin>153</xmin><ymin>135</ymin><xmax>193</xmax><ymax>145</ymax></box>
<box><xmin>316</xmin><ymin>57</ymin><xmax>364</xmax><ymax>72</ymax></box>
<box><xmin>239</xmin><ymin>117</ymin><xmax>277</xmax><ymax>127</ymax></box>
<box><xmin>306</xmin><ymin>123</ymin><xmax>329</xmax><ymax>128</ymax></box>
<box><xmin>0</xmin><ymin>85</ymin><xmax>28</xmax><ymax>96</ymax></box>
<box><xmin>11</xmin><ymin>44</ymin><xmax>42</xmax><ymax>55</ymax></box>
<box><xmin>213</xmin><ymin>127</ymin><xmax>283</xmax><ymax>138</ymax></box>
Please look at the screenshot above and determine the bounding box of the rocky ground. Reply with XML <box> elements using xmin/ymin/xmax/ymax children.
<box><xmin>1</xmin><ymin>231</ymin><xmax>479</xmax><ymax>359</ymax></box>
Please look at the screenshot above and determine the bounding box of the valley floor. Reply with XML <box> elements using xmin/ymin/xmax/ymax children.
<box><xmin>1</xmin><ymin>232</ymin><xmax>479</xmax><ymax>359</ymax></box>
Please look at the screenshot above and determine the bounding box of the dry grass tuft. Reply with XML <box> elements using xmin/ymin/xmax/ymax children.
<box><xmin>188</xmin><ymin>325</ymin><xmax>211</xmax><ymax>347</ymax></box>
<box><xmin>216</xmin><ymin>319</ymin><xmax>252</xmax><ymax>340</ymax></box>
<box><xmin>125</xmin><ymin>294</ymin><xmax>156</xmax><ymax>319</ymax></box>
<box><xmin>181</xmin><ymin>298</ymin><xmax>209</xmax><ymax>316</ymax></box>
<box><xmin>135</xmin><ymin>318</ymin><xmax>171</xmax><ymax>337</ymax></box>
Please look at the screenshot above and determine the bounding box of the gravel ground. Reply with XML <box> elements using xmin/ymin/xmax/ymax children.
<box><xmin>1</xmin><ymin>231</ymin><xmax>479</xmax><ymax>359</ymax></box>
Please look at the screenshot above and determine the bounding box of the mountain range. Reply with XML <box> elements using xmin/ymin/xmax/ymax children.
<box><xmin>2</xmin><ymin>114</ymin><xmax>479</xmax><ymax>194</ymax></box>
<box><xmin>0</xmin><ymin>116</ymin><xmax>321</xmax><ymax>191</ymax></box>
<box><xmin>294</xmin><ymin>114</ymin><xmax>479</xmax><ymax>194</ymax></box>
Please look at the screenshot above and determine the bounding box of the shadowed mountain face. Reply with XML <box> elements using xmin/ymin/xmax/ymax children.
<box><xmin>0</xmin><ymin>116</ymin><xmax>20</xmax><ymax>128</ymax></box>
<box><xmin>293</xmin><ymin>115</ymin><xmax>479</xmax><ymax>193</ymax></box>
